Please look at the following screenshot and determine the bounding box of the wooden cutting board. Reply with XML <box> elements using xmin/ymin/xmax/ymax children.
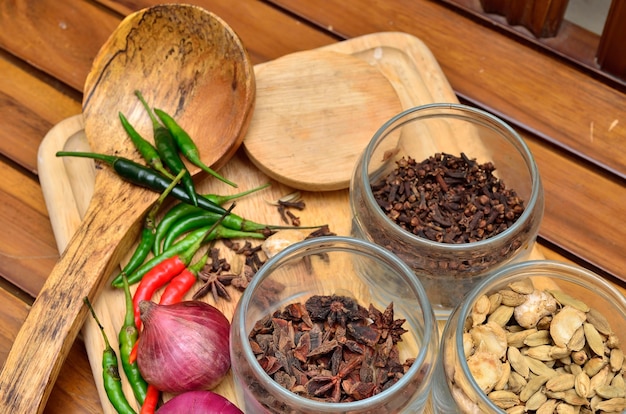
<box><xmin>38</xmin><ymin>32</ymin><xmax>540</xmax><ymax>412</ymax></box>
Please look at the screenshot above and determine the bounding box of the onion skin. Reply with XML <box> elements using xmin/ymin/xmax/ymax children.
<box><xmin>137</xmin><ymin>300</ymin><xmax>231</xmax><ymax>393</ymax></box>
<box><xmin>156</xmin><ymin>390</ymin><xmax>243</xmax><ymax>414</ymax></box>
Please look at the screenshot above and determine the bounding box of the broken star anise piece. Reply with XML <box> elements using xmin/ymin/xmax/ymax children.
<box><xmin>193</xmin><ymin>269</ymin><xmax>237</xmax><ymax>302</ymax></box>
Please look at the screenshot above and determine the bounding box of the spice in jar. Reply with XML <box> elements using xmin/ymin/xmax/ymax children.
<box><xmin>371</xmin><ymin>153</ymin><xmax>525</xmax><ymax>244</ymax></box>
<box><xmin>247</xmin><ymin>294</ymin><xmax>416</xmax><ymax>403</ymax></box>
<box><xmin>444</xmin><ymin>278</ymin><xmax>626</xmax><ymax>413</ymax></box>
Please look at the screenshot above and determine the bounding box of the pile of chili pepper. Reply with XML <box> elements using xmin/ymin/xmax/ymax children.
<box><xmin>66</xmin><ymin>93</ymin><xmax>324</xmax><ymax>413</ymax></box>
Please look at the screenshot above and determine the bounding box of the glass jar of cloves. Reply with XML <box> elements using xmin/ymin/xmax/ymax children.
<box><xmin>432</xmin><ymin>260</ymin><xmax>626</xmax><ymax>413</ymax></box>
<box><xmin>349</xmin><ymin>103</ymin><xmax>544</xmax><ymax>319</ymax></box>
<box><xmin>230</xmin><ymin>236</ymin><xmax>438</xmax><ymax>413</ymax></box>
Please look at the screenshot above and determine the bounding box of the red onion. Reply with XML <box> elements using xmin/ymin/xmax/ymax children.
<box><xmin>156</xmin><ymin>390</ymin><xmax>243</xmax><ymax>414</ymax></box>
<box><xmin>137</xmin><ymin>300</ymin><xmax>231</xmax><ymax>393</ymax></box>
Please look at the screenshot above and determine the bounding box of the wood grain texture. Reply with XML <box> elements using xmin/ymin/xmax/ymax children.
<box><xmin>0</xmin><ymin>158</ymin><xmax>59</xmax><ymax>294</ymax></box>
<box><xmin>0</xmin><ymin>52</ymin><xmax>81</xmax><ymax>173</ymax></box>
<box><xmin>267</xmin><ymin>0</ymin><xmax>626</xmax><ymax>179</ymax></box>
<box><xmin>243</xmin><ymin>50</ymin><xmax>403</xmax><ymax>191</ymax></box>
<box><xmin>0</xmin><ymin>0</ymin><xmax>121</xmax><ymax>92</ymax></box>
<box><xmin>268</xmin><ymin>0</ymin><xmax>626</xmax><ymax>283</ymax></box>
<box><xmin>0</xmin><ymin>287</ymin><xmax>101</xmax><ymax>414</ymax></box>
<box><xmin>0</xmin><ymin>0</ymin><xmax>337</xmax><ymax>96</ymax></box>
<box><xmin>95</xmin><ymin>0</ymin><xmax>339</xmax><ymax>64</ymax></box>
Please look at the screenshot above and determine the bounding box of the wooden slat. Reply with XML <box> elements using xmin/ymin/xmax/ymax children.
<box><xmin>0</xmin><ymin>286</ymin><xmax>101</xmax><ymax>414</ymax></box>
<box><xmin>523</xmin><ymin>133</ymin><xmax>626</xmax><ymax>284</ymax></box>
<box><xmin>0</xmin><ymin>52</ymin><xmax>81</xmax><ymax>173</ymax></box>
<box><xmin>0</xmin><ymin>0</ymin><xmax>337</xmax><ymax>98</ymax></box>
<box><xmin>440</xmin><ymin>0</ymin><xmax>609</xmax><ymax>87</ymax></box>
<box><xmin>267</xmin><ymin>0</ymin><xmax>626</xmax><ymax>282</ymax></box>
<box><xmin>0</xmin><ymin>0</ymin><xmax>121</xmax><ymax>92</ymax></box>
<box><xmin>0</xmin><ymin>159</ymin><xmax>59</xmax><ymax>296</ymax></box>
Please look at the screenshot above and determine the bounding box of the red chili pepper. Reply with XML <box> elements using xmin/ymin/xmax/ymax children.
<box><xmin>139</xmin><ymin>384</ymin><xmax>160</xmax><ymax>414</ymax></box>
<box><xmin>132</xmin><ymin>255</ymin><xmax>187</xmax><ymax>329</ymax></box>
<box><xmin>159</xmin><ymin>253</ymin><xmax>208</xmax><ymax>305</ymax></box>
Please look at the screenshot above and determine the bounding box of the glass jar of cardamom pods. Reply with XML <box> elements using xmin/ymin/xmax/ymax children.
<box><xmin>432</xmin><ymin>260</ymin><xmax>626</xmax><ymax>413</ymax></box>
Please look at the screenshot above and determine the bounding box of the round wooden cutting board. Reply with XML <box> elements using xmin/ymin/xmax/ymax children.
<box><xmin>242</xmin><ymin>50</ymin><xmax>403</xmax><ymax>191</ymax></box>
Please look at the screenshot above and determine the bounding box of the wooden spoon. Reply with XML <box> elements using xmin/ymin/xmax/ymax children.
<box><xmin>0</xmin><ymin>5</ymin><xmax>255</xmax><ymax>413</ymax></box>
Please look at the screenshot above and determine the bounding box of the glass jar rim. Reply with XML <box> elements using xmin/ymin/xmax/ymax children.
<box><xmin>357</xmin><ymin>102</ymin><xmax>543</xmax><ymax>252</ymax></box>
<box><xmin>234</xmin><ymin>235</ymin><xmax>436</xmax><ymax>411</ymax></box>
<box><xmin>452</xmin><ymin>259</ymin><xmax>626</xmax><ymax>412</ymax></box>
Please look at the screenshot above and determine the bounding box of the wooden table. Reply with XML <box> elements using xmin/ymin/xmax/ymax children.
<box><xmin>1</xmin><ymin>1</ymin><xmax>624</xmax><ymax>412</ymax></box>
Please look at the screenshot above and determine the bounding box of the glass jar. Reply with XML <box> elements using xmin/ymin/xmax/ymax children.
<box><xmin>349</xmin><ymin>103</ymin><xmax>544</xmax><ymax>319</ymax></box>
<box><xmin>230</xmin><ymin>236</ymin><xmax>438</xmax><ymax>413</ymax></box>
<box><xmin>432</xmin><ymin>260</ymin><xmax>626</xmax><ymax>413</ymax></box>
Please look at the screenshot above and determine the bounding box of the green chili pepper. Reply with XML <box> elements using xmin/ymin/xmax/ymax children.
<box><xmin>111</xmin><ymin>223</ymin><xmax>266</xmax><ymax>288</ymax></box>
<box><xmin>56</xmin><ymin>151</ymin><xmax>227</xmax><ymax>216</ymax></box>
<box><xmin>152</xmin><ymin>185</ymin><xmax>270</xmax><ymax>255</ymax></box>
<box><xmin>152</xmin><ymin>183</ymin><xmax>271</xmax><ymax>255</ymax></box>
<box><xmin>119</xmin><ymin>112</ymin><xmax>175</xmax><ymax>181</ymax></box>
<box><xmin>84</xmin><ymin>297</ymin><xmax>138</xmax><ymax>414</ymax></box>
<box><xmin>202</xmin><ymin>182</ymin><xmax>271</xmax><ymax>206</ymax></box>
<box><xmin>152</xmin><ymin>202</ymin><xmax>203</xmax><ymax>255</ymax></box>
<box><xmin>115</xmin><ymin>169</ymin><xmax>184</xmax><ymax>283</ymax></box>
<box><xmin>119</xmin><ymin>274</ymin><xmax>148</xmax><ymax>405</ymax></box>
<box><xmin>161</xmin><ymin>213</ymin><xmax>221</xmax><ymax>253</ymax></box>
<box><xmin>154</xmin><ymin>107</ymin><xmax>237</xmax><ymax>188</ymax></box>
<box><xmin>57</xmin><ymin>151</ymin><xmax>307</xmax><ymax>233</ymax></box>
<box><xmin>135</xmin><ymin>90</ymin><xmax>199</xmax><ymax>206</ymax></box>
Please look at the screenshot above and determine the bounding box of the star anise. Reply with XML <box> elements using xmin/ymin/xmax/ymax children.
<box><xmin>193</xmin><ymin>269</ymin><xmax>237</xmax><ymax>302</ymax></box>
<box><xmin>305</xmin><ymin>295</ymin><xmax>368</xmax><ymax>328</ymax></box>
<box><xmin>304</xmin><ymin>353</ymin><xmax>363</xmax><ymax>402</ymax></box>
<box><xmin>368</xmin><ymin>302</ymin><xmax>407</xmax><ymax>344</ymax></box>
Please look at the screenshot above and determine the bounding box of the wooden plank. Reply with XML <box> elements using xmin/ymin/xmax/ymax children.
<box><xmin>440</xmin><ymin>0</ymin><xmax>604</xmax><ymax>77</ymax></box>
<box><xmin>0</xmin><ymin>286</ymin><xmax>101</xmax><ymax>414</ymax></box>
<box><xmin>0</xmin><ymin>52</ymin><xmax>81</xmax><ymax>173</ymax></box>
<box><xmin>0</xmin><ymin>0</ymin><xmax>120</xmax><ymax>92</ymax></box>
<box><xmin>0</xmin><ymin>159</ymin><xmax>59</xmax><ymax>296</ymax></box>
<box><xmin>523</xmin><ymin>133</ymin><xmax>626</xmax><ymax>283</ymax></box>
<box><xmin>267</xmin><ymin>0</ymin><xmax>626</xmax><ymax>180</ymax></box>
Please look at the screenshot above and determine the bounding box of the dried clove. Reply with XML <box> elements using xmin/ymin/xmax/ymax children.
<box><xmin>371</xmin><ymin>153</ymin><xmax>525</xmax><ymax>244</ymax></box>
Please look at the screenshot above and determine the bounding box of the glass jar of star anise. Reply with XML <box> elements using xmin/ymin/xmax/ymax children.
<box><xmin>230</xmin><ymin>236</ymin><xmax>438</xmax><ymax>413</ymax></box>
<box><xmin>350</xmin><ymin>103</ymin><xmax>544</xmax><ymax>319</ymax></box>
